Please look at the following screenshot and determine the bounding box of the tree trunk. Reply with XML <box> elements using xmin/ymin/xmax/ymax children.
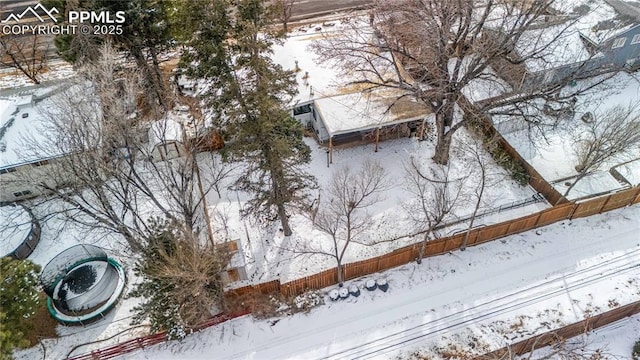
<box><xmin>131</xmin><ymin>47</ymin><xmax>168</xmax><ymax>113</ymax></box>
<box><xmin>462</xmin><ymin>165</ymin><xmax>485</xmax><ymax>251</ymax></box>
<box><xmin>336</xmin><ymin>258</ymin><xmax>344</xmax><ymax>285</ymax></box>
<box><xmin>277</xmin><ymin>202</ymin><xmax>292</xmax><ymax>236</ymax></box>
<box><xmin>433</xmin><ymin>132</ymin><xmax>453</xmax><ymax>165</ymax></box>
<box><xmin>462</xmin><ymin>195</ymin><xmax>481</xmax><ymax>251</ymax></box>
<box><xmin>432</xmin><ymin>101</ymin><xmax>455</xmax><ymax>165</ymax></box>
<box><xmin>269</xmin><ymin>156</ymin><xmax>293</xmax><ymax>236</ymax></box>
<box><xmin>149</xmin><ymin>48</ymin><xmax>172</xmax><ymax>111</ymax></box>
<box><xmin>417</xmin><ymin>230</ymin><xmax>430</xmax><ymax>263</ymax></box>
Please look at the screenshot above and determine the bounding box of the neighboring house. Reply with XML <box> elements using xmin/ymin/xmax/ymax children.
<box><xmin>522</xmin><ymin>23</ymin><xmax>640</xmax><ymax>88</ymax></box>
<box><xmin>0</xmin><ymin>83</ymin><xmax>71</xmax><ymax>203</ymax></box>
<box><xmin>595</xmin><ymin>23</ymin><xmax>640</xmax><ymax>70</ymax></box>
<box><xmin>0</xmin><ymin>81</ymin><xmax>193</xmax><ymax>204</ymax></box>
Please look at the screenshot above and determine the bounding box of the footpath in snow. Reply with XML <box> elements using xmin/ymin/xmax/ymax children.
<box><xmin>116</xmin><ymin>205</ymin><xmax>640</xmax><ymax>360</ymax></box>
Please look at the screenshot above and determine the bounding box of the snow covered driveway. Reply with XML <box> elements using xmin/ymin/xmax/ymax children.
<box><xmin>124</xmin><ymin>206</ymin><xmax>640</xmax><ymax>360</ymax></box>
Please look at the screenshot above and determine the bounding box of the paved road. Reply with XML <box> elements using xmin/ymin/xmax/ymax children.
<box><xmin>290</xmin><ymin>0</ymin><xmax>373</xmax><ymax>19</ymax></box>
<box><xmin>1</xmin><ymin>0</ymin><xmax>59</xmax><ymax>68</ymax></box>
<box><xmin>0</xmin><ymin>0</ymin><xmax>373</xmax><ymax>70</ymax></box>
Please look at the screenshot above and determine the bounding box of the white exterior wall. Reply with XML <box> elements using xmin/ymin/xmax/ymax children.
<box><xmin>293</xmin><ymin>112</ymin><xmax>313</xmax><ymax>127</ymax></box>
<box><xmin>0</xmin><ymin>159</ymin><xmax>62</xmax><ymax>203</ymax></box>
<box><xmin>310</xmin><ymin>106</ymin><xmax>330</xmax><ymax>142</ymax></box>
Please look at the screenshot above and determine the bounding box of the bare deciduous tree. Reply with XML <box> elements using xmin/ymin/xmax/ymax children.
<box><xmin>404</xmin><ymin>158</ymin><xmax>467</xmax><ymax>262</ymax></box>
<box><xmin>17</xmin><ymin>44</ymin><xmax>236</xmax><ymax>332</ymax></box>
<box><xmin>314</xmin><ymin>0</ymin><xmax>617</xmax><ymax>165</ymax></box>
<box><xmin>300</xmin><ymin>161</ymin><xmax>390</xmax><ymax>285</ymax></box>
<box><xmin>275</xmin><ymin>0</ymin><xmax>297</xmax><ymax>34</ymax></box>
<box><xmin>130</xmin><ymin>219</ymin><xmax>231</xmax><ymax>335</ymax></box>
<box><xmin>563</xmin><ymin>104</ymin><xmax>640</xmax><ymax>199</ymax></box>
<box><xmin>23</xmin><ymin>44</ymin><xmax>230</xmax><ymax>251</ymax></box>
<box><xmin>459</xmin><ymin>135</ymin><xmax>508</xmax><ymax>251</ymax></box>
<box><xmin>0</xmin><ymin>32</ymin><xmax>50</xmax><ymax>84</ymax></box>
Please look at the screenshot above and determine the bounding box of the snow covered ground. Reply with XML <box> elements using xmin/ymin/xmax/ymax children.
<box><xmin>205</xmin><ymin>132</ymin><xmax>543</xmax><ymax>286</ymax></box>
<box><xmin>0</xmin><ymin>60</ymin><xmax>75</xmax><ymax>90</ymax></box>
<box><xmin>114</xmin><ymin>205</ymin><xmax>640</xmax><ymax>360</ymax></box>
<box><xmin>9</xmin><ymin>128</ymin><xmax>541</xmax><ymax>359</ymax></box>
<box><xmin>5</xmin><ymin>1</ymin><xmax>640</xmax><ymax>358</ymax></box>
<box><xmin>528</xmin><ymin>313</ymin><xmax>640</xmax><ymax>359</ymax></box>
<box><xmin>500</xmin><ymin>72</ymin><xmax>640</xmax><ymax>200</ymax></box>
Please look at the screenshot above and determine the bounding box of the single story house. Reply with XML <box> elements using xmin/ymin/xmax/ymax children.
<box><xmin>271</xmin><ymin>29</ymin><xmax>431</xmax><ymax>159</ymax></box>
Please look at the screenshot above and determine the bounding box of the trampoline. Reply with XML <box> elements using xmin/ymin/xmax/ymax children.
<box><xmin>40</xmin><ymin>244</ymin><xmax>126</xmax><ymax>325</ymax></box>
<box><xmin>0</xmin><ymin>204</ymin><xmax>40</xmax><ymax>259</ymax></box>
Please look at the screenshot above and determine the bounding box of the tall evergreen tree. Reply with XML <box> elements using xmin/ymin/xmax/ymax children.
<box><xmin>0</xmin><ymin>258</ymin><xmax>42</xmax><ymax>359</ymax></box>
<box><xmin>45</xmin><ymin>0</ymin><xmax>173</xmax><ymax>110</ymax></box>
<box><xmin>179</xmin><ymin>0</ymin><xmax>316</xmax><ymax>236</ymax></box>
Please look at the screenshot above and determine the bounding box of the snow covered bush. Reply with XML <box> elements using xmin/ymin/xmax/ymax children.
<box><xmin>293</xmin><ymin>291</ymin><xmax>323</xmax><ymax>312</ymax></box>
<box><xmin>129</xmin><ymin>219</ymin><xmax>229</xmax><ymax>337</ymax></box>
<box><xmin>633</xmin><ymin>339</ymin><xmax>640</xmax><ymax>360</ymax></box>
<box><xmin>0</xmin><ymin>257</ymin><xmax>42</xmax><ymax>359</ymax></box>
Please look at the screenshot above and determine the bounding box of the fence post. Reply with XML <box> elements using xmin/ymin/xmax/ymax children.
<box><xmin>632</xmin><ymin>186</ymin><xmax>640</xmax><ymax>205</ymax></box>
<box><xmin>532</xmin><ymin>210</ymin><xmax>544</xmax><ymax>227</ymax></box>
<box><xmin>598</xmin><ymin>194</ymin><xmax>612</xmax><ymax>214</ymax></box>
<box><xmin>567</xmin><ymin>202</ymin><xmax>578</xmax><ymax>220</ymax></box>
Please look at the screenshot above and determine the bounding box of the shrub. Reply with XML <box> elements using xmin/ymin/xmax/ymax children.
<box><xmin>0</xmin><ymin>257</ymin><xmax>42</xmax><ymax>359</ymax></box>
<box><xmin>633</xmin><ymin>339</ymin><xmax>640</xmax><ymax>360</ymax></box>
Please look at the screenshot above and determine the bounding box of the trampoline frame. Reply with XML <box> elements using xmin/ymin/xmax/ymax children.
<box><xmin>46</xmin><ymin>258</ymin><xmax>127</xmax><ymax>325</ymax></box>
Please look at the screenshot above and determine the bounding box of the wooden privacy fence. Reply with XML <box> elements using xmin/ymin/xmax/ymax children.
<box><xmin>476</xmin><ymin>299</ymin><xmax>640</xmax><ymax>359</ymax></box>
<box><xmin>66</xmin><ymin>185</ymin><xmax>639</xmax><ymax>360</ymax></box>
<box><xmin>66</xmin><ymin>311</ymin><xmax>250</xmax><ymax>360</ymax></box>
<box><xmin>229</xmin><ymin>186</ymin><xmax>640</xmax><ymax>299</ymax></box>
<box><xmin>462</xmin><ymin>96</ymin><xmax>567</xmax><ymax>206</ymax></box>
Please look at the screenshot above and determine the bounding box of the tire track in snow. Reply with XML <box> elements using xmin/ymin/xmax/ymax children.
<box><xmin>321</xmin><ymin>246</ymin><xmax>640</xmax><ymax>359</ymax></box>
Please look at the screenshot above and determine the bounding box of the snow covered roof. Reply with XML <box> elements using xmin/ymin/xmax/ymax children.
<box><xmin>314</xmin><ymin>89</ymin><xmax>429</xmax><ymax>136</ymax></box>
<box><xmin>514</xmin><ymin>0</ymin><xmax>629</xmax><ymax>72</ymax></box>
<box><xmin>612</xmin><ymin>158</ymin><xmax>640</xmax><ymax>186</ymax></box>
<box><xmin>0</xmin><ymin>82</ymin><xmax>72</xmax><ymax>170</ymax></box>
<box><xmin>148</xmin><ymin>117</ymin><xmax>184</xmax><ymax>147</ymax></box>
<box><xmin>272</xmin><ymin>22</ymin><xmax>429</xmax><ymax>135</ymax></box>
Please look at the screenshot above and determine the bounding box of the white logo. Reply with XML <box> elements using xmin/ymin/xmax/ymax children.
<box><xmin>1</xmin><ymin>3</ymin><xmax>59</xmax><ymax>23</ymax></box>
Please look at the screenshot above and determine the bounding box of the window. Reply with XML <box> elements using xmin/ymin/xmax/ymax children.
<box><xmin>0</xmin><ymin>167</ymin><xmax>17</xmax><ymax>174</ymax></box>
<box><xmin>293</xmin><ymin>104</ymin><xmax>312</xmax><ymax>115</ymax></box>
<box><xmin>632</xmin><ymin>34</ymin><xmax>640</xmax><ymax>45</ymax></box>
<box><xmin>13</xmin><ymin>190</ymin><xmax>32</xmax><ymax>197</ymax></box>
<box><xmin>612</xmin><ymin>37</ymin><xmax>627</xmax><ymax>49</ymax></box>
<box><xmin>32</xmin><ymin>159</ymin><xmax>49</xmax><ymax>167</ymax></box>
